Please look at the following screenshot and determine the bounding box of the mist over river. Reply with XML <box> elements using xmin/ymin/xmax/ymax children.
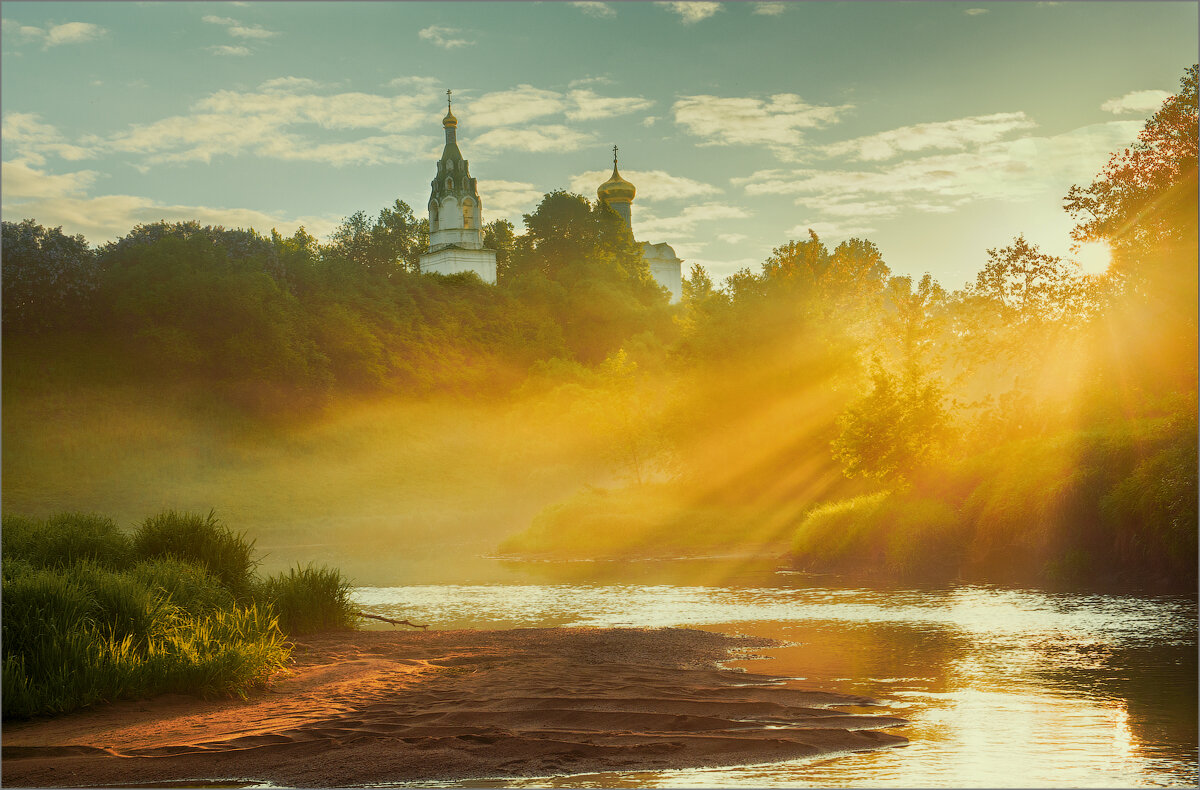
<box><xmin>341</xmin><ymin>556</ymin><xmax>1197</xmax><ymax>788</ymax></box>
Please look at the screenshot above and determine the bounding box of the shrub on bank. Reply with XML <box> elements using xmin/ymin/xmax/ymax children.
<box><xmin>255</xmin><ymin>564</ymin><xmax>356</xmax><ymax>634</ymax></box>
<box><xmin>0</xmin><ymin>509</ymin><xmax>358</xmax><ymax>720</ymax></box>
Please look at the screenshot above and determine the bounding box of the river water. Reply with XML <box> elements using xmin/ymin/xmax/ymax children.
<box><xmin>349</xmin><ymin>558</ymin><xmax>1197</xmax><ymax>788</ymax></box>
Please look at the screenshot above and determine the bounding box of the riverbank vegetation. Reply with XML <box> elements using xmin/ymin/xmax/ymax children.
<box><xmin>4</xmin><ymin>67</ymin><xmax>1196</xmax><ymax>592</ymax></box>
<box><xmin>1</xmin><ymin>511</ymin><xmax>356</xmax><ymax>719</ymax></box>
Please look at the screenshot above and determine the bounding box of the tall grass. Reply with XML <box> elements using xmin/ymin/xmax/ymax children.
<box><xmin>133</xmin><ymin>510</ymin><xmax>257</xmax><ymax>599</ymax></box>
<box><xmin>255</xmin><ymin>564</ymin><xmax>356</xmax><ymax>634</ymax></box>
<box><xmin>1</xmin><ymin>509</ymin><xmax>357</xmax><ymax>720</ymax></box>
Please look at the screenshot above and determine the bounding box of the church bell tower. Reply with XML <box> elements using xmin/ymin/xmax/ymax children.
<box><xmin>419</xmin><ymin>91</ymin><xmax>497</xmax><ymax>283</ymax></box>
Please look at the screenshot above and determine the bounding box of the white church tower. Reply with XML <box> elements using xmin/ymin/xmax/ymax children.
<box><xmin>419</xmin><ymin>91</ymin><xmax>497</xmax><ymax>283</ymax></box>
<box><xmin>596</xmin><ymin>146</ymin><xmax>683</xmax><ymax>303</ymax></box>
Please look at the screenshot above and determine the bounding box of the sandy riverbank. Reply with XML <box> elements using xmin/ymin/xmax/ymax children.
<box><xmin>2</xmin><ymin>627</ymin><xmax>907</xmax><ymax>787</ymax></box>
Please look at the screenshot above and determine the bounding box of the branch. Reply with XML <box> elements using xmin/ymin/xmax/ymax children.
<box><xmin>355</xmin><ymin>611</ymin><xmax>429</xmax><ymax>629</ymax></box>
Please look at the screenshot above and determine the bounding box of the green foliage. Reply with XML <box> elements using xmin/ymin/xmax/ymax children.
<box><xmin>1</xmin><ymin>512</ymin><xmax>134</xmax><ymax>570</ymax></box>
<box><xmin>1</xmin><ymin>219</ymin><xmax>98</xmax><ymax>333</ymax></box>
<box><xmin>788</xmin><ymin>493</ymin><xmax>964</xmax><ymax>581</ymax></box>
<box><xmin>832</xmin><ymin>359</ymin><xmax>950</xmax><ymax>485</ymax></box>
<box><xmin>255</xmin><ymin>564</ymin><xmax>356</xmax><ymax>634</ymax></box>
<box><xmin>133</xmin><ymin>511</ymin><xmax>257</xmax><ymax>600</ymax></box>
<box><xmin>129</xmin><ymin>558</ymin><xmax>236</xmax><ymax>616</ymax></box>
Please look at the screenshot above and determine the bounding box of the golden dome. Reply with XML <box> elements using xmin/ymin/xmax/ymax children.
<box><xmin>597</xmin><ymin>147</ymin><xmax>635</xmax><ymax>203</ymax></box>
<box><xmin>443</xmin><ymin>108</ymin><xmax>458</xmax><ymax>128</ymax></box>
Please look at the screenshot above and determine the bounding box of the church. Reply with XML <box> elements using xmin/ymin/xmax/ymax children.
<box><xmin>418</xmin><ymin>96</ymin><xmax>684</xmax><ymax>303</ymax></box>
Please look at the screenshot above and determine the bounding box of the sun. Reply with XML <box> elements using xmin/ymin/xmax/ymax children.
<box><xmin>1074</xmin><ymin>240</ymin><xmax>1113</xmax><ymax>276</ymax></box>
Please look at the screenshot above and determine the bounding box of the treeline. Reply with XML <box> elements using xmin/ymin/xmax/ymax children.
<box><xmin>2</xmin><ymin>191</ymin><xmax>670</xmax><ymax>411</ymax></box>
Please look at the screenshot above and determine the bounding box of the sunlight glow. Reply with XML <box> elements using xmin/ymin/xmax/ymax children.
<box><xmin>1075</xmin><ymin>240</ymin><xmax>1113</xmax><ymax>275</ymax></box>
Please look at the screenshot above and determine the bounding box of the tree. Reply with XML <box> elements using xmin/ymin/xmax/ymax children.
<box><xmin>325</xmin><ymin>200</ymin><xmax>425</xmax><ymax>275</ymax></box>
<box><xmin>484</xmin><ymin>218</ymin><xmax>516</xmax><ymax>281</ymax></box>
<box><xmin>831</xmin><ymin>358</ymin><xmax>951</xmax><ymax>486</ymax></box>
<box><xmin>1</xmin><ymin>219</ymin><xmax>98</xmax><ymax>333</ymax></box>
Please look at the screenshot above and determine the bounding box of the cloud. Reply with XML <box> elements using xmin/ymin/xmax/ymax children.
<box><xmin>824</xmin><ymin>112</ymin><xmax>1036</xmax><ymax>161</ymax></box>
<box><xmin>3</xmin><ymin>20</ymin><xmax>107</xmax><ymax>47</ymax></box>
<box><xmin>418</xmin><ymin>25</ymin><xmax>473</xmax><ymax>49</ymax></box>
<box><xmin>963</xmin><ymin>8</ymin><xmax>989</xmax><ymax>16</ymax></box>
<box><xmin>208</xmin><ymin>44</ymin><xmax>250</xmax><ymax>56</ymax></box>
<box><xmin>96</xmin><ymin>87</ymin><xmax>435</xmax><ymax>166</ymax></box>
<box><xmin>259</xmin><ymin>76</ymin><xmax>332</xmax><ymax>93</ymax></box>
<box><xmin>571</xmin><ymin>2</ymin><xmax>616</xmax><ymax>18</ymax></box>
<box><xmin>203</xmin><ymin>14</ymin><xmax>278</xmax><ymax>39</ymax></box>
<box><xmin>636</xmin><ymin>202</ymin><xmax>749</xmax><ymax>238</ymax></box>
<box><xmin>736</xmin><ymin>120</ymin><xmax>1144</xmax><ymax>220</ymax></box>
<box><xmin>476</xmin><ymin>179</ymin><xmax>545</xmax><ymax>223</ymax></box>
<box><xmin>568</xmin><ymin>169</ymin><xmax>722</xmax><ymax>202</ymax></box>
<box><xmin>656</xmin><ymin>2</ymin><xmax>722</xmax><ymax>24</ymax></box>
<box><xmin>474</xmin><ymin>125</ymin><xmax>595</xmax><ymax>153</ymax></box>
<box><xmin>752</xmin><ymin>2</ymin><xmax>787</xmax><ymax>15</ymax></box>
<box><xmin>718</xmin><ymin>233</ymin><xmax>748</xmax><ymax>244</ymax></box>
<box><xmin>1100</xmin><ymin>89</ymin><xmax>1171</xmax><ymax>115</ymax></box>
<box><xmin>2</xmin><ymin>159</ymin><xmax>99</xmax><ymax>200</ymax></box>
<box><xmin>2</xmin><ymin>190</ymin><xmax>339</xmax><ymax>244</ymax></box>
<box><xmin>673</xmin><ymin>93</ymin><xmax>852</xmax><ymax>158</ymax></box>
<box><xmin>566</xmin><ymin>89</ymin><xmax>653</xmax><ymax>121</ymax></box>
<box><xmin>468</xmin><ymin>85</ymin><xmax>566</xmax><ymax>127</ymax></box>
<box><xmin>785</xmin><ymin>220</ymin><xmax>880</xmax><ymax>240</ymax></box>
<box><xmin>45</xmin><ymin>22</ymin><xmax>106</xmax><ymax>46</ymax></box>
<box><xmin>2</xmin><ymin>113</ymin><xmax>96</xmax><ymax>164</ymax></box>
<box><xmin>568</xmin><ymin>76</ymin><xmax>615</xmax><ymax>88</ymax></box>
<box><xmin>642</xmin><ymin>116</ymin><xmax>659</xmax><ymax>127</ymax></box>
<box><xmin>387</xmin><ymin>76</ymin><xmax>441</xmax><ymax>90</ymax></box>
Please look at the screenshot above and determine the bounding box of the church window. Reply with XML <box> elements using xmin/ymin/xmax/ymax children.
<box><xmin>446</xmin><ymin>177</ymin><xmax>453</xmax><ymax>189</ymax></box>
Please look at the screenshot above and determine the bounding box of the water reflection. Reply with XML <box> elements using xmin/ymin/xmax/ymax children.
<box><xmin>355</xmin><ymin>573</ymin><xmax>1197</xmax><ymax>787</ymax></box>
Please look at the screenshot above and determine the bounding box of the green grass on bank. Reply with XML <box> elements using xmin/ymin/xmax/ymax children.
<box><xmin>1</xmin><ymin>510</ymin><xmax>358</xmax><ymax>720</ymax></box>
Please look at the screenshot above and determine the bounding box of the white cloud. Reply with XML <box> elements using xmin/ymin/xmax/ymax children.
<box><xmin>568</xmin><ymin>76</ymin><xmax>615</xmax><ymax>88</ymax></box>
<box><xmin>468</xmin><ymin>85</ymin><xmax>566</xmax><ymax>127</ymax></box>
<box><xmin>718</xmin><ymin>233</ymin><xmax>748</xmax><ymax>244</ymax></box>
<box><xmin>2</xmin><ymin>159</ymin><xmax>99</xmax><ymax>200</ymax></box>
<box><xmin>259</xmin><ymin>77</ymin><xmax>330</xmax><ymax>93</ymax></box>
<box><xmin>642</xmin><ymin>116</ymin><xmax>659</xmax><ymax>127</ymax></box>
<box><xmin>964</xmin><ymin>8</ymin><xmax>989</xmax><ymax>16</ymax></box>
<box><xmin>45</xmin><ymin>22</ymin><xmax>106</xmax><ymax>46</ymax></box>
<box><xmin>1100</xmin><ymin>89</ymin><xmax>1171</xmax><ymax>115</ymax></box>
<box><xmin>228</xmin><ymin>23</ymin><xmax>278</xmax><ymax>39</ymax></box>
<box><xmin>656</xmin><ymin>1</ymin><xmax>722</xmax><ymax>24</ymax></box>
<box><xmin>568</xmin><ymin>169</ymin><xmax>722</xmax><ymax>202</ymax></box>
<box><xmin>785</xmin><ymin>220</ymin><xmax>880</xmax><ymax>240</ymax></box>
<box><xmin>2</xmin><ymin>191</ymin><xmax>339</xmax><ymax>244</ymax></box>
<box><xmin>387</xmin><ymin>76</ymin><xmax>441</xmax><ymax>90</ymax></box>
<box><xmin>476</xmin><ymin>180</ymin><xmax>545</xmax><ymax>223</ymax></box>
<box><xmin>566</xmin><ymin>89</ymin><xmax>653</xmax><ymax>121</ymax></box>
<box><xmin>2</xmin><ymin>113</ymin><xmax>96</xmax><ymax>164</ymax></box>
<box><xmin>474</xmin><ymin>125</ymin><xmax>595</xmax><ymax>153</ymax></box>
<box><xmin>418</xmin><ymin>25</ymin><xmax>473</xmax><ymax>49</ymax></box>
<box><xmin>737</xmin><ymin>120</ymin><xmax>1144</xmax><ymax>220</ymax></box>
<box><xmin>203</xmin><ymin>15</ymin><xmax>278</xmax><ymax>39</ymax></box>
<box><xmin>824</xmin><ymin>112</ymin><xmax>1036</xmax><ymax>161</ymax></box>
<box><xmin>636</xmin><ymin>202</ymin><xmax>749</xmax><ymax>238</ymax></box>
<box><xmin>752</xmin><ymin>2</ymin><xmax>787</xmax><ymax>15</ymax></box>
<box><xmin>673</xmin><ymin>93</ymin><xmax>852</xmax><ymax>158</ymax></box>
<box><xmin>208</xmin><ymin>44</ymin><xmax>250</xmax><ymax>56</ymax></box>
<box><xmin>571</xmin><ymin>2</ymin><xmax>616</xmax><ymax>18</ymax></box>
<box><xmin>4</xmin><ymin>20</ymin><xmax>107</xmax><ymax>47</ymax></box>
<box><xmin>97</xmin><ymin>88</ymin><xmax>434</xmax><ymax>166</ymax></box>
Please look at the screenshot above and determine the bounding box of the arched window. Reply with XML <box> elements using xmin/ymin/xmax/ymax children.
<box><xmin>461</xmin><ymin>198</ymin><xmax>474</xmax><ymax>229</ymax></box>
<box><xmin>428</xmin><ymin>201</ymin><xmax>439</xmax><ymax>228</ymax></box>
<box><xmin>445</xmin><ymin>177</ymin><xmax>453</xmax><ymax>190</ymax></box>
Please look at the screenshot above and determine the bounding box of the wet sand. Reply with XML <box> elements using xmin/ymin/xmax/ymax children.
<box><xmin>2</xmin><ymin>627</ymin><xmax>907</xmax><ymax>787</ymax></box>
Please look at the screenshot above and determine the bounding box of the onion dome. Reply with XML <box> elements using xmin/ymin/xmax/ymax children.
<box><xmin>597</xmin><ymin>145</ymin><xmax>635</xmax><ymax>203</ymax></box>
<box><xmin>443</xmin><ymin>89</ymin><xmax>458</xmax><ymax>128</ymax></box>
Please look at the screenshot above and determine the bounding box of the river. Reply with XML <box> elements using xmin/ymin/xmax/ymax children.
<box><xmin>344</xmin><ymin>557</ymin><xmax>1195</xmax><ymax>788</ymax></box>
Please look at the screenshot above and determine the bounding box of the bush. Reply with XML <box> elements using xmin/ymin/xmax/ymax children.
<box><xmin>1</xmin><ymin>512</ymin><xmax>134</xmax><ymax>571</ymax></box>
<box><xmin>129</xmin><ymin>557</ymin><xmax>236</xmax><ymax>616</ymax></box>
<box><xmin>255</xmin><ymin>564</ymin><xmax>356</xmax><ymax>634</ymax></box>
<box><xmin>133</xmin><ymin>511</ymin><xmax>256</xmax><ymax>599</ymax></box>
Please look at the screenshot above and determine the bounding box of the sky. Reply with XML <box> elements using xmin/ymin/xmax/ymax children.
<box><xmin>2</xmin><ymin>1</ymin><xmax>1196</xmax><ymax>288</ymax></box>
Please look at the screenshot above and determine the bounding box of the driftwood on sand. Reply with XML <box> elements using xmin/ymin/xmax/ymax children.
<box><xmin>354</xmin><ymin>611</ymin><xmax>428</xmax><ymax>629</ymax></box>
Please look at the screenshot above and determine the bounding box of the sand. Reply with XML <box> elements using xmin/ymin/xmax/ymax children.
<box><xmin>1</xmin><ymin>627</ymin><xmax>907</xmax><ymax>787</ymax></box>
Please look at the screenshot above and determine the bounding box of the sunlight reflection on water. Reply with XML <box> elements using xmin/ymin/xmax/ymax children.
<box><xmin>354</xmin><ymin>579</ymin><xmax>1197</xmax><ymax>787</ymax></box>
